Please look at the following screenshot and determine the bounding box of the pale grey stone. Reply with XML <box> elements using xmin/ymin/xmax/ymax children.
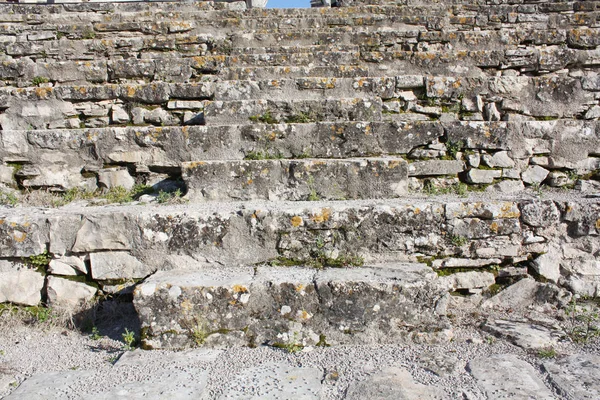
<box><xmin>219</xmin><ymin>362</ymin><xmax>322</xmax><ymax>399</ymax></box>
<box><xmin>585</xmin><ymin>105</ymin><xmax>600</xmax><ymax>119</ymax></box>
<box><xmin>487</xmin><ymin>180</ymin><xmax>525</xmax><ymax>193</ymax></box>
<box><xmin>482</xmin><ymin>277</ymin><xmax>539</xmax><ymax>310</ymax></box>
<box><xmin>468</xmin><ymin>354</ymin><xmax>555</xmax><ymax>400</ymax></box>
<box><xmin>111</xmin><ymin>105</ymin><xmax>130</xmax><ymax>124</ymax></box>
<box><xmin>345</xmin><ymin>366</ymin><xmax>444</xmax><ymax>400</ymax></box>
<box><xmin>522</xmin><ymin>165</ymin><xmax>549</xmax><ymax>184</ymax></box>
<box><xmin>531</xmin><ymin>251</ymin><xmax>561</xmax><ymax>283</ymax></box>
<box><xmin>482</xmin><ymin>319</ymin><xmax>562</xmax><ymax>350</ymax></box>
<box><xmin>445</xmin><ymin>202</ymin><xmax>520</xmax><ymax>220</ymax></box>
<box><xmin>466</xmin><ymin>154</ymin><xmax>480</xmax><ymax>168</ymax></box>
<box><xmin>131</xmin><ymin>107</ymin><xmax>146</xmax><ymax>125</ymax></box>
<box><xmin>482</xmin><ymin>151</ymin><xmax>515</xmax><ymax>168</ymax></box>
<box><xmin>543</xmin><ymin>354</ymin><xmax>600</xmax><ymax>400</ymax></box>
<box><xmin>396</xmin><ymin>75</ymin><xmax>424</xmax><ymax>89</ymax></box>
<box><xmin>46</xmin><ymin>276</ymin><xmax>96</xmax><ymax>309</ymax></box>
<box><xmin>520</xmin><ymin>201</ymin><xmax>560</xmax><ymax>227</ymax></box>
<box><xmin>407</xmin><ymin>160</ymin><xmax>464</xmax><ymax>177</ymax></box>
<box><xmin>439</xmin><ymin>271</ymin><xmax>495</xmax><ymax>291</ymax></box>
<box><xmin>48</xmin><ymin>256</ymin><xmax>87</xmax><ymax>276</ymax></box>
<box><xmin>97</xmin><ymin>168</ymin><xmax>135</xmax><ymax>191</ymax></box>
<box><xmin>0</xmin><ymin>165</ymin><xmax>14</xmax><ymax>185</ymax></box>
<box><xmin>90</xmin><ymin>252</ymin><xmax>152</xmax><ymax>280</ymax></box>
<box><xmin>484</xmin><ymin>102</ymin><xmax>501</xmax><ymax>121</ymax></box>
<box><xmin>72</xmin><ymin>214</ymin><xmax>134</xmax><ymax>252</ymax></box>
<box><xmin>418</xmin><ymin>351</ymin><xmax>465</xmax><ymax>377</ymax></box>
<box><xmin>547</xmin><ymin>171</ymin><xmax>569</xmax><ymax>187</ymax></box>
<box><xmin>4</xmin><ymin>370</ymin><xmax>94</xmax><ymax>400</ymax></box>
<box><xmin>0</xmin><ymin>269</ymin><xmax>44</xmax><ymax>306</ymax></box>
<box><xmin>465</xmin><ymin>169</ymin><xmax>502</xmax><ymax>184</ymax></box>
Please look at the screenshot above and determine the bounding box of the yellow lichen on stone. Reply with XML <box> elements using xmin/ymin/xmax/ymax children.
<box><xmin>12</xmin><ymin>231</ymin><xmax>26</xmax><ymax>243</ymax></box>
<box><xmin>490</xmin><ymin>222</ymin><xmax>499</xmax><ymax>233</ymax></box>
<box><xmin>414</xmin><ymin>208</ymin><xmax>421</xmax><ymax>215</ymax></box>
<box><xmin>291</xmin><ymin>216</ymin><xmax>303</xmax><ymax>227</ymax></box>
<box><xmin>311</xmin><ymin>208</ymin><xmax>331</xmax><ymax>223</ymax></box>
<box><xmin>233</xmin><ymin>285</ymin><xmax>248</xmax><ymax>294</ymax></box>
<box><xmin>180</xmin><ymin>299</ymin><xmax>193</xmax><ymax>312</ymax></box>
<box><xmin>295</xmin><ymin>284</ymin><xmax>304</xmax><ymax>293</ymax></box>
<box><xmin>500</xmin><ymin>203</ymin><xmax>520</xmax><ymax>219</ymax></box>
<box><xmin>596</xmin><ymin>219</ymin><xmax>600</xmax><ymax>230</ymax></box>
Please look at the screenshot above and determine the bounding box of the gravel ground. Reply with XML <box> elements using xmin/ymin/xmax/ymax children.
<box><xmin>1</xmin><ymin>304</ymin><xmax>598</xmax><ymax>400</ymax></box>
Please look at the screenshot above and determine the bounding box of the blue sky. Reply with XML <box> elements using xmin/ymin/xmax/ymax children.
<box><xmin>267</xmin><ymin>0</ymin><xmax>311</xmax><ymax>8</ymax></box>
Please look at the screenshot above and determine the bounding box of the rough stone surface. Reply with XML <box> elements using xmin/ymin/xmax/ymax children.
<box><xmin>0</xmin><ymin>269</ymin><xmax>44</xmax><ymax>306</ymax></box>
<box><xmin>481</xmin><ymin>319</ymin><xmax>562</xmax><ymax>350</ymax></box>
<box><xmin>468</xmin><ymin>354</ymin><xmax>555</xmax><ymax>400</ymax></box>
<box><xmin>90</xmin><ymin>252</ymin><xmax>152</xmax><ymax>280</ymax></box>
<box><xmin>134</xmin><ymin>264</ymin><xmax>447</xmax><ymax>349</ymax></box>
<box><xmin>543</xmin><ymin>354</ymin><xmax>600</xmax><ymax>400</ymax></box>
<box><xmin>46</xmin><ymin>276</ymin><xmax>97</xmax><ymax>309</ymax></box>
<box><xmin>345</xmin><ymin>367</ymin><xmax>444</xmax><ymax>400</ymax></box>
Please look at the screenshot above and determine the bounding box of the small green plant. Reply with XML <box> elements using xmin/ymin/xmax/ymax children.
<box><xmin>285</xmin><ymin>112</ymin><xmax>313</xmax><ymax>124</ymax></box>
<box><xmin>530</xmin><ymin>182</ymin><xmax>544</xmax><ymax>197</ymax></box>
<box><xmin>445</xmin><ymin>139</ymin><xmax>465</xmax><ymax>159</ymax></box>
<box><xmin>90</xmin><ymin>326</ymin><xmax>102</xmax><ymax>340</ymax></box>
<box><xmin>103</xmin><ymin>186</ymin><xmax>133</xmax><ymax>204</ymax></box>
<box><xmin>274</xmin><ymin>332</ymin><xmax>304</xmax><ymax>353</ymax></box>
<box><xmin>565</xmin><ymin>298</ymin><xmax>599</xmax><ymax>343</ymax></box>
<box><xmin>450</xmin><ymin>235</ymin><xmax>468</xmax><ymax>247</ymax></box>
<box><xmin>26</xmin><ymin>306</ymin><xmax>52</xmax><ymax>323</ymax></box>
<box><xmin>122</xmin><ymin>328</ymin><xmax>136</xmax><ymax>350</ymax></box>
<box><xmin>31</xmin><ymin>76</ymin><xmax>49</xmax><ymax>86</ymax></box>
<box><xmin>25</xmin><ymin>251</ymin><xmax>51</xmax><ymax>270</ymax></box>
<box><xmin>537</xmin><ymin>347</ymin><xmax>557</xmax><ymax>359</ymax></box>
<box><xmin>307</xmin><ymin>176</ymin><xmax>320</xmax><ymax>201</ymax></box>
<box><xmin>249</xmin><ymin>110</ymin><xmax>278</xmax><ymax>124</ymax></box>
<box><xmin>0</xmin><ymin>190</ymin><xmax>18</xmax><ymax>207</ymax></box>
<box><xmin>156</xmin><ymin>189</ymin><xmax>183</xmax><ymax>204</ymax></box>
<box><xmin>82</xmin><ymin>29</ymin><xmax>96</xmax><ymax>39</ymax></box>
<box><xmin>244</xmin><ymin>150</ymin><xmax>283</xmax><ymax>160</ymax></box>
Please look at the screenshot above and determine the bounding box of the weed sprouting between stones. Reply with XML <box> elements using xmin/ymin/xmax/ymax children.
<box><xmin>122</xmin><ymin>328</ymin><xmax>136</xmax><ymax>350</ymax></box>
<box><xmin>565</xmin><ymin>298</ymin><xmax>600</xmax><ymax>343</ymax></box>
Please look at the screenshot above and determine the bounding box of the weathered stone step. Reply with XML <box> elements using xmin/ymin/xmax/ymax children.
<box><xmin>181</xmin><ymin>157</ymin><xmax>409</xmax><ymax>202</ymax></box>
<box><xmin>133</xmin><ymin>263</ymin><xmax>448</xmax><ymax>349</ymax></box>
<box><xmin>3</xmin><ymin>119</ymin><xmax>599</xmax><ymax>192</ymax></box>
<box><xmin>220</xmin><ymin>65</ymin><xmax>372</xmax><ymax>80</ymax></box>
<box><xmin>203</xmin><ymin>98</ymin><xmax>382</xmax><ymax>125</ymax></box>
<box><xmin>2</xmin><ymin>196</ymin><xmax>598</xmax><ymax>298</ymax></box>
<box><xmin>0</xmin><ymin>2</ymin><xmax>594</xmax><ymax>37</ymax></box>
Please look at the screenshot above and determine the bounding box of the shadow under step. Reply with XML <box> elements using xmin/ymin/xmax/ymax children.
<box><xmin>182</xmin><ymin>157</ymin><xmax>408</xmax><ymax>202</ymax></box>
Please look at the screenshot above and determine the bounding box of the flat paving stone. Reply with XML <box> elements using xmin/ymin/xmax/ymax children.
<box><xmin>467</xmin><ymin>354</ymin><xmax>556</xmax><ymax>400</ymax></box>
<box><xmin>4</xmin><ymin>370</ymin><xmax>94</xmax><ymax>400</ymax></box>
<box><xmin>543</xmin><ymin>354</ymin><xmax>600</xmax><ymax>400</ymax></box>
<box><xmin>345</xmin><ymin>366</ymin><xmax>445</xmax><ymax>399</ymax></box>
<box><xmin>481</xmin><ymin>319</ymin><xmax>562</xmax><ymax>350</ymax></box>
<box><xmin>218</xmin><ymin>362</ymin><xmax>323</xmax><ymax>399</ymax></box>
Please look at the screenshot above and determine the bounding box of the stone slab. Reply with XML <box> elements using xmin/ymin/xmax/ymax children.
<box><xmin>182</xmin><ymin>158</ymin><xmax>408</xmax><ymax>202</ymax></box>
<box><xmin>218</xmin><ymin>362</ymin><xmax>323</xmax><ymax>399</ymax></box>
<box><xmin>481</xmin><ymin>319</ymin><xmax>562</xmax><ymax>350</ymax></box>
<box><xmin>543</xmin><ymin>354</ymin><xmax>600</xmax><ymax>400</ymax></box>
<box><xmin>345</xmin><ymin>366</ymin><xmax>445</xmax><ymax>400</ymax></box>
<box><xmin>133</xmin><ymin>264</ymin><xmax>446</xmax><ymax>349</ymax></box>
<box><xmin>468</xmin><ymin>354</ymin><xmax>556</xmax><ymax>400</ymax></box>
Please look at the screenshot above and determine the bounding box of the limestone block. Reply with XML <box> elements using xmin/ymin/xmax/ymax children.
<box><xmin>521</xmin><ymin>165</ymin><xmax>549</xmax><ymax>184</ymax></box>
<box><xmin>471</xmin><ymin>356</ymin><xmax>550</xmax><ymax>398</ymax></box>
<box><xmin>111</xmin><ymin>105</ymin><xmax>130</xmax><ymax>124</ymax></box>
<box><xmin>520</xmin><ymin>200</ymin><xmax>560</xmax><ymax>227</ymax></box>
<box><xmin>0</xmin><ymin>165</ymin><xmax>14</xmax><ymax>185</ymax></box>
<box><xmin>90</xmin><ymin>252</ymin><xmax>152</xmax><ymax>280</ymax></box>
<box><xmin>465</xmin><ymin>168</ymin><xmax>502</xmax><ymax>184</ymax></box>
<box><xmin>97</xmin><ymin>168</ymin><xmax>135</xmax><ymax>190</ymax></box>
<box><xmin>544</xmin><ymin>355</ymin><xmax>600</xmax><ymax>400</ymax></box>
<box><xmin>531</xmin><ymin>250</ymin><xmax>561</xmax><ymax>283</ymax></box>
<box><xmin>439</xmin><ymin>271</ymin><xmax>496</xmax><ymax>291</ymax></box>
<box><xmin>48</xmin><ymin>256</ymin><xmax>87</xmax><ymax>276</ymax></box>
<box><xmin>346</xmin><ymin>367</ymin><xmax>444</xmax><ymax>399</ymax></box>
<box><xmin>0</xmin><ymin>215</ymin><xmax>48</xmax><ymax>257</ymax></box>
<box><xmin>482</xmin><ymin>151</ymin><xmax>515</xmax><ymax>168</ymax></box>
<box><xmin>445</xmin><ymin>202</ymin><xmax>520</xmax><ymax>220</ymax></box>
<box><xmin>46</xmin><ymin>276</ymin><xmax>96</xmax><ymax>309</ymax></box>
<box><xmin>547</xmin><ymin>171</ymin><xmax>569</xmax><ymax>187</ymax></box>
<box><xmin>487</xmin><ymin>180</ymin><xmax>525</xmax><ymax>193</ymax></box>
<box><xmin>407</xmin><ymin>160</ymin><xmax>464</xmax><ymax>177</ymax></box>
<box><xmin>72</xmin><ymin>214</ymin><xmax>135</xmax><ymax>252</ymax></box>
<box><xmin>0</xmin><ymin>269</ymin><xmax>44</xmax><ymax>306</ymax></box>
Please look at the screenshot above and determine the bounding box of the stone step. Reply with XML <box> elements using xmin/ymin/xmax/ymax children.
<box><xmin>203</xmin><ymin>98</ymin><xmax>383</xmax><ymax>125</ymax></box>
<box><xmin>2</xmin><ymin>195</ymin><xmax>598</xmax><ymax>296</ymax></box>
<box><xmin>2</xmin><ymin>120</ymin><xmax>599</xmax><ymax>192</ymax></box>
<box><xmin>0</xmin><ymin>3</ymin><xmax>593</xmax><ymax>35</ymax></box>
<box><xmin>181</xmin><ymin>157</ymin><xmax>409</xmax><ymax>202</ymax></box>
<box><xmin>133</xmin><ymin>263</ymin><xmax>449</xmax><ymax>349</ymax></box>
